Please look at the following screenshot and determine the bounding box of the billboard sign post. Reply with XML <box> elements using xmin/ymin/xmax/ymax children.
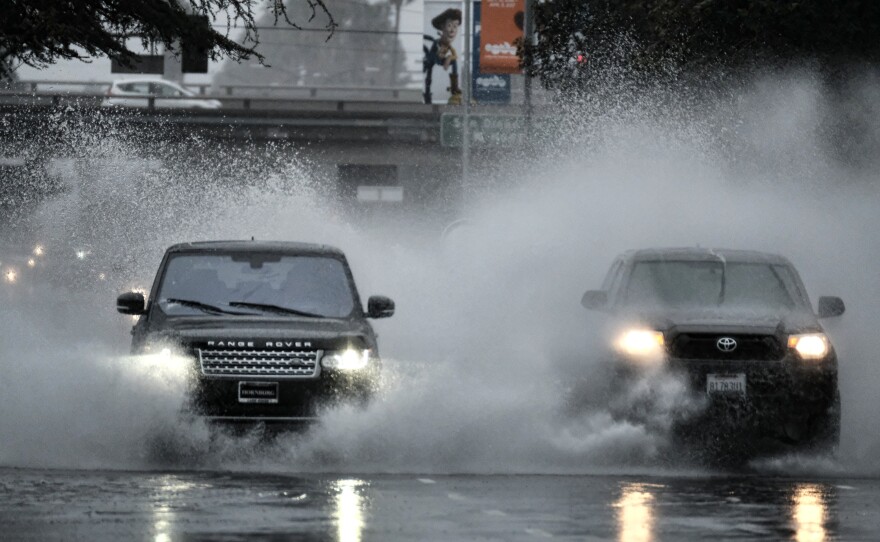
<box><xmin>472</xmin><ymin>2</ymin><xmax>511</xmax><ymax>104</ymax></box>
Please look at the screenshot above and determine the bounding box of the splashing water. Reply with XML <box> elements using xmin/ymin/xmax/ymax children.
<box><xmin>1</xmin><ymin>67</ymin><xmax>880</xmax><ymax>476</ymax></box>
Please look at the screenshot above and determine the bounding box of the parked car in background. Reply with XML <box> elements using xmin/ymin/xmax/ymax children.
<box><xmin>102</xmin><ymin>78</ymin><xmax>221</xmax><ymax>110</ymax></box>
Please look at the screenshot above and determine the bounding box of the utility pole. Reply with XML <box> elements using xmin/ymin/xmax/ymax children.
<box><xmin>523</xmin><ymin>0</ymin><xmax>533</xmax><ymax>139</ymax></box>
<box><xmin>461</xmin><ymin>0</ymin><xmax>472</xmax><ymax>195</ymax></box>
<box><xmin>389</xmin><ymin>0</ymin><xmax>403</xmax><ymax>86</ymax></box>
<box><xmin>163</xmin><ymin>46</ymin><xmax>183</xmax><ymax>82</ymax></box>
<box><xmin>163</xmin><ymin>0</ymin><xmax>187</xmax><ymax>82</ymax></box>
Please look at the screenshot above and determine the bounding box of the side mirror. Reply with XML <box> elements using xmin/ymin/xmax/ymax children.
<box><xmin>817</xmin><ymin>296</ymin><xmax>845</xmax><ymax>318</ymax></box>
<box><xmin>117</xmin><ymin>291</ymin><xmax>146</xmax><ymax>315</ymax></box>
<box><xmin>367</xmin><ymin>295</ymin><xmax>395</xmax><ymax>319</ymax></box>
<box><xmin>581</xmin><ymin>290</ymin><xmax>608</xmax><ymax>310</ymax></box>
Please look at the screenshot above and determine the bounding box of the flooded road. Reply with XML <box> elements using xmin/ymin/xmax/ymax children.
<box><xmin>2</xmin><ymin>467</ymin><xmax>878</xmax><ymax>541</ymax></box>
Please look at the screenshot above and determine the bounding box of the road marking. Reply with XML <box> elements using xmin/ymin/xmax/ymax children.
<box><xmin>483</xmin><ymin>509</ymin><xmax>508</xmax><ymax>517</ymax></box>
<box><xmin>417</xmin><ymin>478</ymin><xmax>436</xmax><ymax>485</ymax></box>
<box><xmin>447</xmin><ymin>492</ymin><xmax>467</xmax><ymax>501</ymax></box>
<box><xmin>525</xmin><ymin>528</ymin><xmax>553</xmax><ymax>538</ymax></box>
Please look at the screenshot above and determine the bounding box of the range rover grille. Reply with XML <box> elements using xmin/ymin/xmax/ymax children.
<box><xmin>669</xmin><ymin>334</ymin><xmax>784</xmax><ymax>362</ymax></box>
<box><xmin>198</xmin><ymin>348</ymin><xmax>321</xmax><ymax>378</ymax></box>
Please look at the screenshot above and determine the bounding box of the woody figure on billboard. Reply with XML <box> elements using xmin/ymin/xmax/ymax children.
<box><xmin>423</xmin><ymin>8</ymin><xmax>463</xmax><ymax>105</ymax></box>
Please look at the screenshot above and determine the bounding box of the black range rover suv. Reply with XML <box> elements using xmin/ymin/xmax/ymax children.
<box><xmin>581</xmin><ymin>248</ymin><xmax>845</xmax><ymax>457</ymax></box>
<box><xmin>116</xmin><ymin>241</ymin><xmax>394</xmax><ymax>424</ymax></box>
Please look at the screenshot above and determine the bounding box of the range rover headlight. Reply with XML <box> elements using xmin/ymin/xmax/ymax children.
<box><xmin>138</xmin><ymin>342</ymin><xmax>193</xmax><ymax>379</ymax></box>
<box><xmin>322</xmin><ymin>349</ymin><xmax>371</xmax><ymax>371</ymax></box>
<box><xmin>614</xmin><ymin>329</ymin><xmax>665</xmax><ymax>361</ymax></box>
<box><xmin>788</xmin><ymin>333</ymin><xmax>830</xmax><ymax>360</ymax></box>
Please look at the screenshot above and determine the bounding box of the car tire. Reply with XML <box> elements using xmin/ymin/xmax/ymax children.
<box><xmin>806</xmin><ymin>391</ymin><xmax>841</xmax><ymax>455</ymax></box>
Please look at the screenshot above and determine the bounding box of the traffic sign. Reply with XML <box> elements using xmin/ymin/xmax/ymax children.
<box><xmin>441</xmin><ymin>113</ymin><xmax>527</xmax><ymax>147</ymax></box>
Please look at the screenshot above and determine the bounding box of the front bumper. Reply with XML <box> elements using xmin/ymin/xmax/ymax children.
<box><xmin>669</xmin><ymin>357</ymin><xmax>837</xmax><ymax>405</ymax></box>
<box><xmin>187</xmin><ymin>369</ymin><xmax>379</xmax><ymax>420</ymax></box>
<box><xmin>615</xmin><ymin>355</ymin><xmax>839</xmax><ymax>444</ymax></box>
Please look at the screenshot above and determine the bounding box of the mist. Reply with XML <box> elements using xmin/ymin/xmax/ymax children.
<box><xmin>1</xmin><ymin>68</ymin><xmax>879</xmax><ymax>476</ymax></box>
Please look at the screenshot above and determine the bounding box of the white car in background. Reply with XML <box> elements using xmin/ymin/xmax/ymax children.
<box><xmin>102</xmin><ymin>78</ymin><xmax>222</xmax><ymax>110</ymax></box>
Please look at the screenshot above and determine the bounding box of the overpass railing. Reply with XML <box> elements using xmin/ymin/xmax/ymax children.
<box><xmin>0</xmin><ymin>90</ymin><xmax>455</xmax><ymax>116</ymax></box>
<box><xmin>9</xmin><ymin>80</ymin><xmax>423</xmax><ymax>102</ymax></box>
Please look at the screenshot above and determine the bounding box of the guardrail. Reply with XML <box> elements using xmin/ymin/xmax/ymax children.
<box><xmin>11</xmin><ymin>80</ymin><xmax>423</xmax><ymax>102</ymax></box>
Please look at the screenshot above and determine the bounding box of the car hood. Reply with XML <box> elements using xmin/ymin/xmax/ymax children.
<box><xmin>617</xmin><ymin>307</ymin><xmax>822</xmax><ymax>335</ymax></box>
<box><xmin>148</xmin><ymin>315</ymin><xmax>373</xmax><ymax>342</ymax></box>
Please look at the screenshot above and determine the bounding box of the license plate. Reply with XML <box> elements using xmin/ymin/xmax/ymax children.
<box><xmin>706</xmin><ymin>373</ymin><xmax>746</xmax><ymax>396</ymax></box>
<box><xmin>238</xmin><ymin>381</ymin><xmax>279</xmax><ymax>404</ymax></box>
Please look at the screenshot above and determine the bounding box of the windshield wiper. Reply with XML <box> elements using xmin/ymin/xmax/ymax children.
<box><xmin>228</xmin><ymin>301</ymin><xmax>324</xmax><ymax>318</ymax></box>
<box><xmin>708</xmin><ymin>250</ymin><xmax>727</xmax><ymax>305</ymax></box>
<box><xmin>162</xmin><ymin>298</ymin><xmax>251</xmax><ymax>315</ymax></box>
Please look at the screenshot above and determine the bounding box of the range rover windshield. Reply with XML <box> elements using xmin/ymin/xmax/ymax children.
<box><xmin>156</xmin><ymin>253</ymin><xmax>356</xmax><ymax>318</ymax></box>
<box><xmin>623</xmin><ymin>260</ymin><xmax>804</xmax><ymax>311</ymax></box>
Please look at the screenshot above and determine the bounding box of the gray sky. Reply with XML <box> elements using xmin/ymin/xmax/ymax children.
<box><xmin>12</xmin><ymin>0</ymin><xmax>425</xmax><ymax>87</ymax></box>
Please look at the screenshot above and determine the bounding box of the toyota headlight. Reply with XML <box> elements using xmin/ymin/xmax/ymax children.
<box><xmin>614</xmin><ymin>329</ymin><xmax>665</xmax><ymax>361</ymax></box>
<box><xmin>322</xmin><ymin>349</ymin><xmax>371</xmax><ymax>371</ymax></box>
<box><xmin>788</xmin><ymin>333</ymin><xmax>830</xmax><ymax>360</ymax></box>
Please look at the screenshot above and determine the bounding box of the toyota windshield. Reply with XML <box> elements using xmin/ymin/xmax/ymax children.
<box><xmin>622</xmin><ymin>260</ymin><xmax>806</xmax><ymax>311</ymax></box>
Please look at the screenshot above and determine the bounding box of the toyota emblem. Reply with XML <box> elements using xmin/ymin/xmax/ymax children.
<box><xmin>716</xmin><ymin>337</ymin><xmax>738</xmax><ymax>352</ymax></box>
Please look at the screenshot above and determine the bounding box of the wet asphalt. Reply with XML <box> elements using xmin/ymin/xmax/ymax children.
<box><xmin>1</xmin><ymin>467</ymin><xmax>879</xmax><ymax>541</ymax></box>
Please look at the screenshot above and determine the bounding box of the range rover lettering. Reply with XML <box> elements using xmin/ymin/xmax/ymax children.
<box><xmin>581</xmin><ymin>248</ymin><xmax>844</xmax><ymax>460</ymax></box>
<box><xmin>116</xmin><ymin>241</ymin><xmax>394</xmax><ymax>425</ymax></box>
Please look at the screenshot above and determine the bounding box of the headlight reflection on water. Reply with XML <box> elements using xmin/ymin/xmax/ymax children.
<box><xmin>792</xmin><ymin>484</ymin><xmax>828</xmax><ymax>542</ymax></box>
<box><xmin>333</xmin><ymin>479</ymin><xmax>367</xmax><ymax>542</ymax></box>
<box><xmin>151</xmin><ymin>477</ymin><xmax>201</xmax><ymax>542</ymax></box>
<box><xmin>615</xmin><ymin>483</ymin><xmax>658</xmax><ymax>542</ymax></box>
<box><xmin>152</xmin><ymin>503</ymin><xmax>173</xmax><ymax>542</ymax></box>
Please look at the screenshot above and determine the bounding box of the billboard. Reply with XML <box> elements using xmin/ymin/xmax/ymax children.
<box><xmin>479</xmin><ymin>0</ymin><xmax>524</xmax><ymax>74</ymax></box>
<box><xmin>423</xmin><ymin>1</ymin><xmax>464</xmax><ymax>105</ymax></box>
<box><xmin>472</xmin><ymin>1</ymin><xmax>511</xmax><ymax>104</ymax></box>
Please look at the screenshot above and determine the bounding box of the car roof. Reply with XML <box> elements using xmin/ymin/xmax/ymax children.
<box><xmin>112</xmin><ymin>78</ymin><xmax>179</xmax><ymax>86</ymax></box>
<box><xmin>165</xmin><ymin>240</ymin><xmax>346</xmax><ymax>257</ymax></box>
<box><xmin>621</xmin><ymin>247</ymin><xmax>792</xmax><ymax>265</ymax></box>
